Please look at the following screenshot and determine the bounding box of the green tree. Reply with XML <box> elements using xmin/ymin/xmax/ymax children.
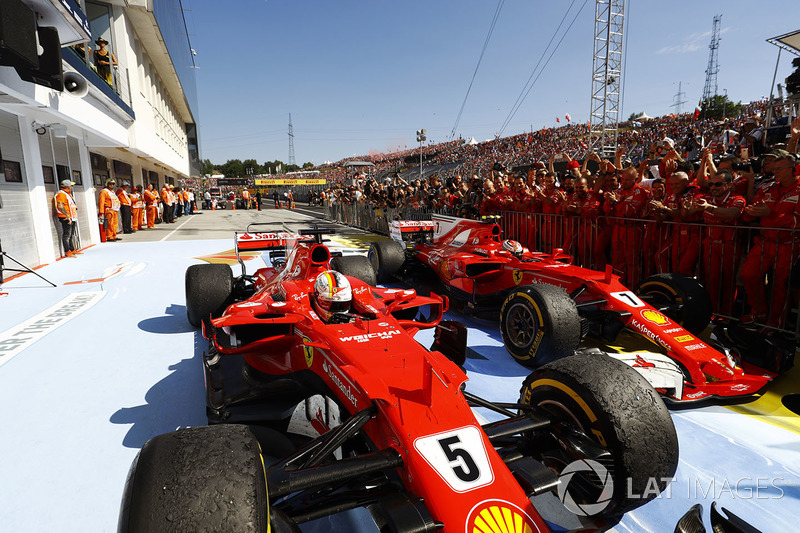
<box><xmin>699</xmin><ymin>95</ymin><xmax>744</xmax><ymax>121</ymax></box>
<box><xmin>200</xmin><ymin>158</ymin><xmax>214</xmax><ymax>176</ymax></box>
<box><xmin>219</xmin><ymin>159</ymin><xmax>245</xmax><ymax>178</ymax></box>
<box><xmin>242</xmin><ymin>159</ymin><xmax>261</xmax><ymax>175</ymax></box>
<box><xmin>628</xmin><ymin>112</ymin><xmax>644</xmax><ymax>122</ymax></box>
<box><xmin>302</xmin><ymin>162</ymin><xmax>314</xmax><ymax>169</ymax></box>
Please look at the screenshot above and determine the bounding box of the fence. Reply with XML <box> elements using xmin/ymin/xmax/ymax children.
<box><xmin>324</xmin><ymin>202</ymin><xmax>800</xmax><ymax>335</ymax></box>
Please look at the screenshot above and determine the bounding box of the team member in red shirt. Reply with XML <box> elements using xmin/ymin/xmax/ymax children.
<box><xmin>652</xmin><ymin>171</ymin><xmax>703</xmax><ymax>275</ymax></box>
<box><xmin>740</xmin><ymin>151</ymin><xmax>800</xmax><ymax>326</ymax></box>
<box><xmin>534</xmin><ymin>171</ymin><xmax>563</xmax><ymax>253</ymax></box>
<box><xmin>694</xmin><ymin>170</ymin><xmax>746</xmax><ymax>316</ymax></box>
<box><xmin>560</xmin><ymin>177</ymin><xmax>601</xmax><ymax>266</ymax></box>
<box><xmin>602</xmin><ymin>167</ymin><xmax>649</xmax><ymax>287</ymax></box>
<box><xmin>642</xmin><ymin>178</ymin><xmax>668</xmax><ymax>278</ymax></box>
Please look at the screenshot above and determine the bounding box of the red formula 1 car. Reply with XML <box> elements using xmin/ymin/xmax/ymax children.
<box><xmin>119</xmin><ymin>226</ymin><xmax>678</xmax><ymax>532</ymax></box>
<box><xmin>368</xmin><ymin>214</ymin><xmax>788</xmax><ymax>403</ymax></box>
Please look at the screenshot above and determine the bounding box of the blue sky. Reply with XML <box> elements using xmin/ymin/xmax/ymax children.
<box><xmin>186</xmin><ymin>0</ymin><xmax>798</xmax><ymax>166</ymax></box>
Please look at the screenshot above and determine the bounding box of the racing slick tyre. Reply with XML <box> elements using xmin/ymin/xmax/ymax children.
<box><xmin>500</xmin><ymin>283</ymin><xmax>581</xmax><ymax>367</ymax></box>
<box><xmin>185</xmin><ymin>263</ymin><xmax>234</xmax><ymax>328</ymax></box>
<box><xmin>330</xmin><ymin>254</ymin><xmax>377</xmax><ymax>286</ymax></box>
<box><xmin>519</xmin><ymin>354</ymin><xmax>679</xmax><ymax>518</ymax></box>
<box><xmin>636</xmin><ymin>273</ymin><xmax>712</xmax><ymax>334</ymax></box>
<box><xmin>118</xmin><ymin>424</ymin><xmax>272</xmax><ymax>533</ymax></box>
<box><xmin>368</xmin><ymin>240</ymin><xmax>406</xmax><ymax>283</ymax></box>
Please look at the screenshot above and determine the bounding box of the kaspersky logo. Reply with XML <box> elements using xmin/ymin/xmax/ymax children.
<box><xmin>556</xmin><ymin>459</ymin><xmax>614</xmax><ymax>517</ymax></box>
<box><xmin>465</xmin><ymin>500</ymin><xmax>541</xmax><ymax>533</ymax></box>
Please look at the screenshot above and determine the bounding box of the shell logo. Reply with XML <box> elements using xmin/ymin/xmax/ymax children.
<box><xmin>641</xmin><ymin>309</ymin><xmax>670</xmax><ymax>326</ymax></box>
<box><xmin>465</xmin><ymin>500</ymin><xmax>541</xmax><ymax>533</ymax></box>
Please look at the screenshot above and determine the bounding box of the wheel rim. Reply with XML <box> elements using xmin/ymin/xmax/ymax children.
<box><xmin>506</xmin><ymin>302</ymin><xmax>539</xmax><ymax>349</ymax></box>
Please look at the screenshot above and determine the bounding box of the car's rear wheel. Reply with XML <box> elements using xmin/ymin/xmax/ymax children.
<box><xmin>500</xmin><ymin>283</ymin><xmax>581</xmax><ymax>367</ymax></box>
<box><xmin>118</xmin><ymin>424</ymin><xmax>275</xmax><ymax>532</ymax></box>
<box><xmin>519</xmin><ymin>354</ymin><xmax>679</xmax><ymax>518</ymax></box>
<box><xmin>636</xmin><ymin>273</ymin><xmax>712</xmax><ymax>334</ymax></box>
<box><xmin>185</xmin><ymin>263</ymin><xmax>234</xmax><ymax>327</ymax></box>
<box><xmin>368</xmin><ymin>240</ymin><xmax>407</xmax><ymax>283</ymax></box>
<box><xmin>330</xmin><ymin>255</ymin><xmax>377</xmax><ymax>286</ymax></box>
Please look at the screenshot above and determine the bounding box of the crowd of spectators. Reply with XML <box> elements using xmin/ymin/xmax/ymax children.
<box><xmin>321</xmin><ymin>105</ymin><xmax>800</xmax><ymax>330</ymax></box>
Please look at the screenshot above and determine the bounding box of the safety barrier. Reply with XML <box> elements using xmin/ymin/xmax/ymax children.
<box><xmin>324</xmin><ymin>202</ymin><xmax>800</xmax><ymax>335</ymax></box>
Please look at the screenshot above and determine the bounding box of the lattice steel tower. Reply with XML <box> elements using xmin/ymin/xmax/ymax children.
<box><xmin>288</xmin><ymin>113</ymin><xmax>296</xmax><ymax>167</ymax></box>
<box><xmin>702</xmin><ymin>15</ymin><xmax>722</xmax><ymax>103</ymax></box>
<box><xmin>588</xmin><ymin>0</ymin><xmax>625</xmax><ymax>158</ymax></box>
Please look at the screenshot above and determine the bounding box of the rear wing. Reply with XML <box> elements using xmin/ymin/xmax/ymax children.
<box><xmin>234</xmin><ymin>225</ymin><xmax>302</xmax><ymax>274</ymax></box>
<box><xmin>389</xmin><ymin>220</ymin><xmax>435</xmax><ymax>245</ymax></box>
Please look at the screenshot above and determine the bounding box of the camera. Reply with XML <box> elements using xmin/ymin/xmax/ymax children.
<box><xmin>732</xmin><ymin>158</ymin><xmax>762</xmax><ymax>174</ymax></box>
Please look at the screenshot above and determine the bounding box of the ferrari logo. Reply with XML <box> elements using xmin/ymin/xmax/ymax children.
<box><xmin>641</xmin><ymin>310</ymin><xmax>670</xmax><ymax>326</ymax></box>
<box><xmin>300</xmin><ymin>333</ymin><xmax>314</xmax><ymax>367</ymax></box>
<box><xmin>467</xmin><ymin>500</ymin><xmax>539</xmax><ymax>533</ymax></box>
<box><xmin>513</xmin><ymin>270</ymin><xmax>524</xmax><ymax>285</ymax></box>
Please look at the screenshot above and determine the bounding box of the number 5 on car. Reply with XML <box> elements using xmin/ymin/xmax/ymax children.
<box><xmin>414</xmin><ymin>426</ymin><xmax>494</xmax><ymax>492</ymax></box>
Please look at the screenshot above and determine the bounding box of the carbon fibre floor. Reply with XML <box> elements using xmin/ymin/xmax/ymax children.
<box><xmin>0</xmin><ymin>208</ymin><xmax>797</xmax><ymax>532</ymax></box>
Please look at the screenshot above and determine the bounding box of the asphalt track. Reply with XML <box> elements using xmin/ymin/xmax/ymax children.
<box><xmin>0</xmin><ymin>206</ymin><xmax>797</xmax><ymax>532</ymax></box>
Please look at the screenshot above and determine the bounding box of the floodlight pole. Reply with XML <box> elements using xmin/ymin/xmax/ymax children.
<box><xmin>588</xmin><ymin>0</ymin><xmax>625</xmax><ymax>159</ymax></box>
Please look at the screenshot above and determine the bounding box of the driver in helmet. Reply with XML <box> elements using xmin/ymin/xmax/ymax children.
<box><xmin>501</xmin><ymin>239</ymin><xmax>524</xmax><ymax>258</ymax></box>
<box><xmin>312</xmin><ymin>270</ymin><xmax>353</xmax><ymax>323</ymax></box>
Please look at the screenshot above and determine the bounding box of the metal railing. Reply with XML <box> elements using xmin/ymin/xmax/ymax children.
<box><xmin>324</xmin><ymin>202</ymin><xmax>800</xmax><ymax>335</ymax></box>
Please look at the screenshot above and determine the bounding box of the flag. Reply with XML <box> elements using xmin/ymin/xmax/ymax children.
<box><xmin>565</xmin><ymin>113</ymin><xmax>571</xmax><ymax>122</ymax></box>
<box><xmin>556</xmin><ymin>117</ymin><xmax>560</xmax><ymax>123</ymax></box>
<box><xmin>693</xmin><ymin>104</ymin><xmax>701</xmax><ymax>120</ymax></box>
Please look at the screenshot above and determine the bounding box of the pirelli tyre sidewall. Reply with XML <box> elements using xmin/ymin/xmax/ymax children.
<box><xmin>185</xmin><ymin>263</ymin><xmax>234</xmax><ymax>328</ymax></box>
<box><xmin>636</xmin><ymin>273</ymin><xmax>712</xmax><ymax>335</ymax></box>
<box><xmin>368</xmin><ymin>240</ymin><xmax>406</xmax><ymax>283</ymax></box>
<box><xmin>500</xmin><ymin>283</ymin><xmax>581</xmax><ymax>367</ymax></box>
<box><xmin>118</xmin><ymin>424</ymin><xmax>270</xmax><ymax>533</ymax></box>
<box><xmin>519</xmin><ymin>354</ymin><xmax>679</xmax><ymax>518</ymax></box>
<box><xmin>330</xmin><ymin>254</ymin><xmax>377</xmax><ymax>286</ymax></box>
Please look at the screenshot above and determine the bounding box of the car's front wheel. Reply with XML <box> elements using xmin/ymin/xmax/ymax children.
<box><xmin>636</xmin><ymin>273</ymin><xmax>712</xmax><ymax>334</ymax></box>
<box><xmin>519</xmin><ymin>354</ymin><xmax>679</xmax><ymax>518</ymax></box>
<box><xmin>185</xmin><ymin>263</ymin><xmax>233</xmax><ymax>327</ymax></box>
<box><xmin>118</xmin><ymin>424</ymin><xmax>273</xmax><ymax>532</ymax></box>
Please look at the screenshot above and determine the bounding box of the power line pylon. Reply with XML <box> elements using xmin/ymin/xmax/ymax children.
<box><xmin>701</xmin><ymin>15</ymin><xmax>722</xmax><ymax>105</ymax></box>
<box><xmin>670</xmin><ymin>81</ymin><xmax>688</xmax><ymax>115</ymax></box>
<box><xmin>588</xmin><ymin>0</ymin><xmax>625</xmax><ymax>159</ymax></box>
<box><xmin>288</xmin><ymin>113</ymin><xmax>296</xmax><ymax>167</ymax></box>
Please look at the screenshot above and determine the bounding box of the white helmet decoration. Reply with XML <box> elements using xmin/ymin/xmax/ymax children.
<box><xmin>502</xmin><ymin>239</ymin><xmax>523</xmax><ymax>254</ymax></box>
<box><xmin>313</xmin><ymin>270</ymin><xmax>352</xmax><ymax>320</ymax></box>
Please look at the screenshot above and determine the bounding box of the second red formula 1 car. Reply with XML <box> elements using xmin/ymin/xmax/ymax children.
<box><xmin>368</xmin><ymin>214</ymin><xmax>785</xmax><ymax>402</ymax></box>
<box><xmin>118</xmin><ymin>225</ymin><xmax>678</xmax><ymax>532</ymax></box>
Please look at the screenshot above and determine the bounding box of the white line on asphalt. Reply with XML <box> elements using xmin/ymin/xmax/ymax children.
<box><xmin>159</xmin><ymin>215</ymin><xmax>195</xmax><ymax>242</ymax></box>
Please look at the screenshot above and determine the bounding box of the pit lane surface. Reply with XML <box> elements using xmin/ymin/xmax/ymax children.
<box><xmin>0</xmin><ymin>207</ymin><xmax>797</xmax><ymax>532</ymax></box>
